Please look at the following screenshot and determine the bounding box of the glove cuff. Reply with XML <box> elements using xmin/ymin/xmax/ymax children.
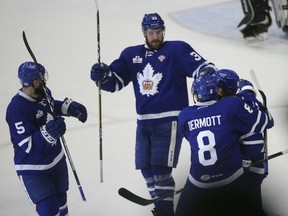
<box><xmin>61</xmin><ymin>98</ymin><xmax>73</xmax><ymax>115</ymax></box>
<box><xmin>240</xmin><ymin>85</ymin><xmax>257</xmax><ymax>95</ymax></box>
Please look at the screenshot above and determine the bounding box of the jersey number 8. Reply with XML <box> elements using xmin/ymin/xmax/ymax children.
<box><xmin>197</xmin><ymin>130</ymin><xmax>217</xmax><ymax>166</ymax></box>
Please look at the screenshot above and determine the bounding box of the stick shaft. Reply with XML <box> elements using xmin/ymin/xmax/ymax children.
<box><xmin>250</xmin><ymin>69</ymin><xmax>268</xmax><ymax>174</ymax></box>
<box><xmin>94</xmin><ymin>0</ymin><xmax>103</xmax><ymax>183</ymax></box>
<box><xmin>22</xmin><ymin>31</ymin><xmax>86</xmax><ymax>201</ymax></box>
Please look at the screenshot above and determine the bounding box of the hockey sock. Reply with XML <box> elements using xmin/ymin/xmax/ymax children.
<box><xmin>141</xmin><ymin>168</ymin><xmax>156</xmax><ymax>198</ymax></box>
<box><xmin>152</xmin><ymin>166</ymin><xmax>175</xmax><ymax>216</ymax></box>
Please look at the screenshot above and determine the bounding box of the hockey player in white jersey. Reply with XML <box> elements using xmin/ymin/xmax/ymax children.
<box><xmin>90</xmin><ymin>13</ymin><xmax>216</xmax><ymax>216</ymax></box>
<box><xmin>6</xmin><ymin>62</ymin><xmax>87</xmax><ymax>216</ymax></box>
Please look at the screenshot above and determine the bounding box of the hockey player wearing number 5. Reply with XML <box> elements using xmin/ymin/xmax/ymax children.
<box><xmin>6</xmin><ymin>62</ymin><xmax>88</xmax><ymax>216</ymax></box>
<box><xmin>176</xmin><ymin>70</ymin><xmax>274</xmax><ymax>216</ymax></box>
<box><xmin>90</xmin><ymin>13</ymin><xmax>216</xmax><ymax>216</ymax></box>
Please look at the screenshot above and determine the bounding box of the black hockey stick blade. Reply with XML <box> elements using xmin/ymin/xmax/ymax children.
<box><xmin>118</xmin><ymin>187</ymin><xmax>183</xmax><ymax>206</ymax></box>
<box><xmin>22</xmin><ymin>31</ymin><xmax>44</xmax><ymax>78</ymax></box>
<box><xmin>22</xmin><ymin>31</ymin><xmax>38</xmax><ymax>63</ymax></box>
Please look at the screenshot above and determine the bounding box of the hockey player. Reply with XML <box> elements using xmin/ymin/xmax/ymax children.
<box><xmin>6</xmin><ymin>62</ymin><xmax>87</xmax><ymax>216</ymax></box>
<box><xmin>238</xmin><ymin>0</ymin><xmax>272</xmax><ymax>41</ymax></box>
<box><xmin>90</xmin><ymin>13</ymin><xmax>216</xmax><ymax>216</ymax></box>
<box><xmin>237</xmin><ymin>79</ymin><xmax>274</xmax><ymax>216</ymax></box>
<box><xmin>271</xmin><ymin>0</ymin><xmax>288</xmax><ymax>35</ymax></box>
<box><xmin>176</xmin><ymin>70</ymin><xmax>273</xmax><ymax>216</ymax></box>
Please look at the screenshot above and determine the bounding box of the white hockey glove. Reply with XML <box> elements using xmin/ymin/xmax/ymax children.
<box><xmin>242</xmin><ymin>159</ymin><xmax>252</xmax><ymax>168</ymax></box>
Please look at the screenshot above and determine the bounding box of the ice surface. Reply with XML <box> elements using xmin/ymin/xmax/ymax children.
<box><xmin>0</xmin><ymin>0</ymin><xmax>287</xmax><ymax>215</ymax></box>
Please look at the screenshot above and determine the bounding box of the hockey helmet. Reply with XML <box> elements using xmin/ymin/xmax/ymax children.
<box><xmin>18</xmin><ymin>62</ymin><xmax>48</xmax><ymax>87</ymax></box>
<box><xmin>192</xmin><ymin>74</ymin><xmax>218</xmax><ymax>102</ymax></box>
<box><xmin>215</xmin><ymin>69</ymin><xmax>239</xmax><ymax>95</ymax></box>
<box><xmin>141</xmin><ymin>13</ymin><xmax>165</xmax><ymax>32</ymax></box>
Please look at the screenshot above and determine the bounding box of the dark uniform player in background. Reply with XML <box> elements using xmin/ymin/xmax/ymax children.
<box><xmin>6</xmin><ymin>62</ymin><xmax>87</xmax><ymax>216</ymax></box>
<box><xmin>238</xmin><ymin>0</ymin><xmax>288</xmax><ymax>40</ymax></box>
<box><xmin>238</xmin><ymin>0</ymin><xmax>272</xmax><ymax>41</ymax></box>
<box><xmin>176</xmin><ymin>70</ymin><xmax>274</xmax><ymax>216</ymax></box>
<box><xmin>90</xmin><ymin>13</ymin><xmax>216</xmax><ymax>216</ymax></box>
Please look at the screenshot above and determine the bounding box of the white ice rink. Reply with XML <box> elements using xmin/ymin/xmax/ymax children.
<box><xmin>0</xmin><ymin>0</ymin><xmax>287</xmax><ymax>215</ymax></box>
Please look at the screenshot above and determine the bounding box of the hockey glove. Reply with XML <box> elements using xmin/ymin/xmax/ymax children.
<box><xmin>242</xmin><ymin>159</ymin><xmax>252</xmax><ymax>168</ymax></box>
<box><xmin>40</xmin><ymin>117</ymin><xmax>66</xmax><ymax>145</ymax></box>
<box><xmin>238</xmin><ymin>79</ymin><xmax>257</xmax><ymax>95</ymax></box>
<box><xmin>198</xmin><ymin>65</ymin><xmax>217</xmax><ymax>76</ymax></box>
<box><xmin>61</xmin><ymin>98</ymin><xmax>87</xmax><ymax>123</ymax></box>
<box><xmin>90</xmin><ymin>62</ymin><xmax>110</xmax><ymax>82</ymax></box>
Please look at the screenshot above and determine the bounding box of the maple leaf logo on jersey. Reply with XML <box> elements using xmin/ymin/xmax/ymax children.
<box><xmin>36</xmin><ymin>110</ymin><xmax>44</xmax><ymax>119</ymax></box>
<box><xmin>137</xmin><ymin>63</ymin><xmax>162</xmax><ymax>97</ymax></box>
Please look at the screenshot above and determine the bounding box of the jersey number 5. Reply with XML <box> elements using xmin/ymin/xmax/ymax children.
<box><xmin>15</xmin><ymin>121</ymin><xmax>25</xmax><ymax>134</ymax></box>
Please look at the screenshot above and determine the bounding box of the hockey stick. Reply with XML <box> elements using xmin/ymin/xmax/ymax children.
<box><xmin>94</xmin><ymin>0</ymin><xmax>104</xmax><ymax>183</ymax></box>
<box><xmin>22</xmin><ymin>31</ymin><xmax>87</xmax><ymax>202</ymax></box>
<box><xmin>250</xmin><ymin>69</ymin><xmax>268</xmax><ymax>174</ymax></box>
<box><xmin>118</xmin><ymin>187</ymin><xmax>183</xmax><ymax>206</ymax></box>
<box><xmin>119</xmin><ymin>148</ymin><xmax>288</xmax><ymax>206</ymax></box>
<box><xmin>251</xmin><ymin>149</ymin><xmax>288</xmax><ymax>166</ymax></box>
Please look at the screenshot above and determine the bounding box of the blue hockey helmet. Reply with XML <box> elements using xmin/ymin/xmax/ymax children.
<box><xmin>18</xmin><ymin>62</ymin><xmax>48</xmax><ymax>87</ymax></box>
<box><xmin>141</xmin><ymin>13</ymin><xmax>165</xmax><ymax>32</ymax></box>
<box><xmin>192</xmin><ymin>74</ymin><xmax>218</xmax><ymax>102</ymax></box>
<box><xmin>215</xmin><ymin>69</ymin><xmax>239</xmax><ymax>95</ymax></box>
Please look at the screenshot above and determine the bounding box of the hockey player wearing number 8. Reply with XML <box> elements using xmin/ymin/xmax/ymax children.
<box><xmin>176</xmin><ymin>70</ymin><xmax>274</xmax><ymax>216</ymax></box>
<box><xmin>237</xmin><ymin>78</ymin><xmax>274</xmax><ymax>216</ymax></box>
<box><xmin>90</xmin><ymin>13</ymin><xmax>217</xmax><ymax>216</ymax></box>
<box><xmin>6</xmin><ymin>62</ymin><xmax>88</xmax><ymax>216</ymax></box>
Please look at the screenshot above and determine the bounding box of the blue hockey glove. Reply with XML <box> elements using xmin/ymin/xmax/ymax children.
<box><xmin>90</xmin><ymin>63</ymin><xmax>110</xmax><ymax>82</ymax></box>
<box><xmin>40</xmin><ymin>117</ymin><xmax>66</xmax><ymax>145</ymax></box>
<box><xmin>198</xmin><ymin>65</ymin><xmax>217</xmax><ymax>76</ymax></box>
<box><xmin>238</xmin><ymin>79</ymin><xmax>257</xmax><ymax>95</ymax></box>
<box><xmin>62</xmin><ymin>98</ymin><xmax>87</xmax><ymax>123</ymax></box>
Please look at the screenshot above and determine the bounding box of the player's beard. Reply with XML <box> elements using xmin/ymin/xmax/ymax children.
<box><xmin>147</xmin><ymin>38</ymin><xmax>164</xmax><ymax>50</ymax></box>
<box><xmin>34</xmin><ymin>83</ymin><xmax>45</xmax><ymax>99</ymax></box>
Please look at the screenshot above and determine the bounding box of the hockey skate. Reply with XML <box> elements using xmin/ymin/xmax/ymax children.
<box><xmin>240</xmin><ymin>14</ymin><xmax>271</xmax><ymax>41</ymax></box>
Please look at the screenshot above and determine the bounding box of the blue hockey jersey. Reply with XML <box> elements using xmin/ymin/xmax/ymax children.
<box><xmin>100</xmin><ymin>40</ymin><xmax>215</xmax><ymax>125</ymax></box>
<box><xmin>237</xmin><ymin>90</ymin><xmax>274</xmax><ymax>174</ymax></box>
<box><xmin>6</xmin><ymin>88</ymin><xmax>66</xmax><ymax>175</ymax></box>
<box><xmin>178</xmin><ymin>96</ymin><xmax>272</xmax><ymax>188</ymax></box>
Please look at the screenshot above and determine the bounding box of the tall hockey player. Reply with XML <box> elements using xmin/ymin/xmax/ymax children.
<box><xmin>176</xmin><ymin>70</ymin><xmax>273</xmax><ymax>216</ymax></box>
<box><xmin>237</xmin><ymin>79</ymin><xmax>274</xmax><ymax>216</ymax></box>
<box><xmin>6</xmin><ymin>62</ymin><xmax>87</xmax><ymax>216</ymax></box>
<box><xmin>90</xmin><ymin>13</ymin><xmax>216</xmax><ymax>216</ymax></box>
<box><xmin>238</xmin><ymin>0</ymin><xmax>272</xmax><ymax>41</ymax></box>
